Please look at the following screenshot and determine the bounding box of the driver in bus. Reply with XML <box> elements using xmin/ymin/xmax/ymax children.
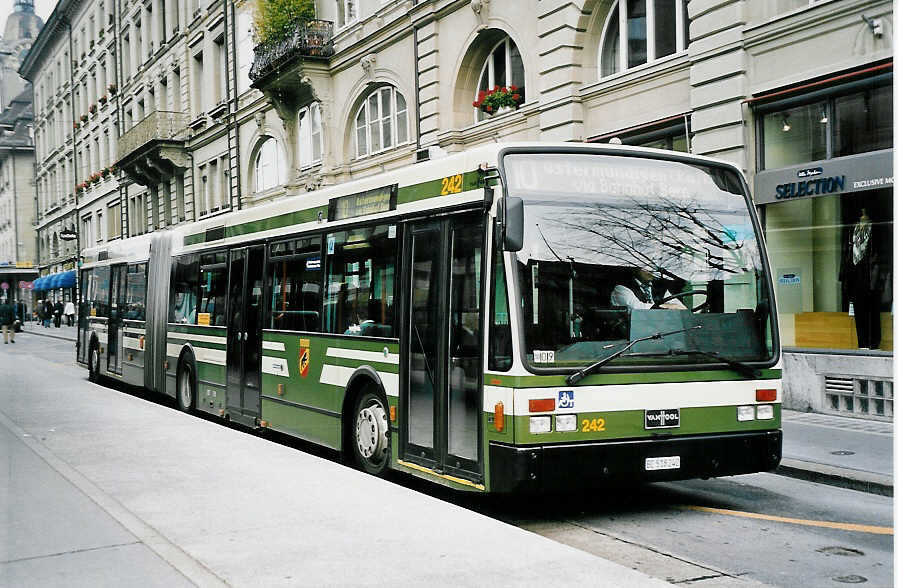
<box><xmin>611</xmin><ymin>267</ymin><xmax>686</xmax><ymax>310</ymax></box>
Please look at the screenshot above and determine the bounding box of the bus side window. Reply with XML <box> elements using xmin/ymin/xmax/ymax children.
<box><xmin>489</xmin><ymin>246</ymin><xmax>512</xmax><ymax>371</ymax></box>
<box><xmin>124</xmin><ymin>263</ymin><xmax>148</xmax><ymax>321</ymax></box>
<box><xmin>169</xmin><ymin>254</ymin><xmax>199</xmax><ymax>324</ymax></box>
<box><xmin>268</xmin><ymin>237</ymin><xmax>323</xmax><ymax>333</ymax></box>
<box><xmin>324</xmin><ymin>225</ymin><xmax>396</xmax><ymax>337</ymax></box>
<box><xmin>94</xmin><ymin>266</ymin><xmax>111</xmax><ymax>318</ymax></box>
<box><xmin>199</xmin><ymin>253</ymin><xmax>228</xmax><ymax>326</ymax></box>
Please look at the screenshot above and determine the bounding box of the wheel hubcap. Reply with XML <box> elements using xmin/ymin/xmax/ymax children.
<box><xmin>180</xmin><ymin>371</ymin><xmax>191</xmax><ymax>406</ymax></box>
<box><xmin>356</xmin><ymin>401</ymin><xmax>388</xmax><ymax>461</ymax></box>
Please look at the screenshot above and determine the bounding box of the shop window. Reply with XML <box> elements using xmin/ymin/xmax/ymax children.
<box><xmin>354</xmin><ymin>86</ymin><xmax>409</xmax><ymax>158</ymax></box>
<box><xmin>475</xmin><ymin>36</ymin><xmax>525</xmax><ymax>123</ymax></box>
<box><xmin>198</xmin><ymin>252</ymin><xmax>227</xmax><ymax>326</ymax></box>
<box><xmin>269</xmin><ymin>236</ymin><xmax>323</xmax><ymax>332</ymax></box>
<box><xmin>762</xmin><ymin>101</ymin><xmax>828</xmax><ymax>169</ymax></box>
<box><xmin>169</xmin><ymin>254</ymin><xmax>199</xmax><ymax>323</ymax></box>
<box><xmin>598</xmin><ymin>118</ymin><xmax>689</xmax><ymax>152</ymax></box>
<box><xmin>764</xmin><ymin>191</ymin><xmax>893</xmax><ymax>352</ymax></box>
<box><xmin>600</xmin><ymin>0</ymin><xmax>689</xmax><ymax>78</ymax></box>
<box><xmin>759</xmin><ymin>81</ymin><xmax>892</xmax><ymax>170</ymax></box>
<box><xmin>833</xmin><ymin>85</ymin><xmax>893</xmax><ymax>158</ymax></box>
<box><xmin>124</xmin><ymin>263</ymin><xmax>147</xmax><ymax>320</ymax></box>
<box><xmin>324</xmin><ymin>224</ymin><xmax>397</xmax><ymax>336</ymax></box>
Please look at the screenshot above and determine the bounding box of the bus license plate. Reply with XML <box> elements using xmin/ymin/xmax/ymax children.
<box><xmin>645</xmin><ymin>456</ymin><xmax>680</xmax><ymax>471</ymax></box>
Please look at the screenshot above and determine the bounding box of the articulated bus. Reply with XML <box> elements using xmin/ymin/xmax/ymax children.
<box><xmin>77</xmin><ymin>142</ymin><xmax>782</xmax><ymax>492</ymax></box>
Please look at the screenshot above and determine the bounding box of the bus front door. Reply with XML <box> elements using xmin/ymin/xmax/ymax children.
<box><xmin>226</xmin><ymin>245</ymin><xmax>265</xmax><ymax>426</ymax></box>
<box><xmin>403</xmin><ymin>215</ymin><xmax>484</xmax><ymax>482</ymax></box>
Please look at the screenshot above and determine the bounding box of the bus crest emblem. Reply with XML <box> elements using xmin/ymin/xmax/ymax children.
<box><xmin>299</xmin><ymin>339</ymin><xmax>310</xmax><ymax>378</ymax></box>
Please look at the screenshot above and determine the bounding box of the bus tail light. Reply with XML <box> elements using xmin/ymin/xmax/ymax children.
<box><xmin>757</xmin><ymin>405</ymin><xmax>774</xmax><ymax>420</ymax></box>
<box><xmin>529</xmin><ymin>398</ymin><xmax>555</xmax><ymax>412</ymax></box>
<box><xmin>756</xmin><ymin>389</ymin><xmax>777</xmax><ymax>402</ymax></box>
<box><xmin>494</xmin><ymin>402</ymin><xmax>504</xmax><ymax>432</ymax></box>
<box><xmin>737</xmin><ymin>405</ymin><xmax>755</xmax><ymax>421</ymax></box>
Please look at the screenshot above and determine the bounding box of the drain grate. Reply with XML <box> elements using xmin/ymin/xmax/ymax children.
<box><xmin>832</xmin><ymin>575</ymin><xmax>867</xmax><ymax>584</ymax></box>
<box><xmin>830</xmin><ymin>450</ymin><xmax>856</xmax><ymax>456</ymax></box>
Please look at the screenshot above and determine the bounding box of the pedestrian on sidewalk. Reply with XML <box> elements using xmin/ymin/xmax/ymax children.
<box><xmin>0</xmin><ymin>298</ymin><xmax>15</xmax><ymax>344</ymax></box>
<box><xmin>54</xmin><ymin>300</ymin><xmax>63</xmax><ymax>328</ymax></box>
<box><xmin>42</xmin><ymin>300</ymin><xmax>53</xmax><ymax>328</ymax></box>
<box><xmin>64</xmin><ymin>300</ymin><xmax>76</xmax><ymax>327</ymax></box>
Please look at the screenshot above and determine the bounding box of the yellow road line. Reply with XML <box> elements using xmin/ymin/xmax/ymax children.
<box><xmin>680</xmin><ymin>505</ymin><xmax>893</xmax><ymax>535</ymax></box>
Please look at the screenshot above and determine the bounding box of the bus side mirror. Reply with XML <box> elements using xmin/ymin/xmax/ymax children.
<box><xmin>503</xmin><ymin>197</ymin><xmax>524</xmax><ymax>252</ymax></box>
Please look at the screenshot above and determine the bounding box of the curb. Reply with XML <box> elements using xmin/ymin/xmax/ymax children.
<box><xmin>776</xmin><ymin>458</ymin><xmax>893</xmax><ymax>497</ymax></box>
<box><xmin>16</xmin><ymin>328</ymin><xmax>77</xmax><ymax>343</ymax></box>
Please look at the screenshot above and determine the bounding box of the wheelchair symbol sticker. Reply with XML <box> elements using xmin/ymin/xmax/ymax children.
<box><xmin>558</xmin><ymin>390</ymin><xmax>575</xmax><ymax>409</ymax></box>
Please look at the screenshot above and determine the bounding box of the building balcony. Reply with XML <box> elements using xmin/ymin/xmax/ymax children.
<box><xmin>116</xmin><ymin>110</ymin><xmax>190</xmax><ymax>187</ymax></box>
<box><xmin>249</xmin><ymin>20</ymin><xmax>334</xmax><ymax>89</ymax></box>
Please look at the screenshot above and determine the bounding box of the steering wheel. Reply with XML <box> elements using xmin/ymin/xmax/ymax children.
<box><xmin>651</xmin><ymin>289</ymin><xmax>709</xmax><ymax>312</ymax></box>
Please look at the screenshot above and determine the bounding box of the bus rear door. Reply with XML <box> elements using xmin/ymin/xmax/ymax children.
<box><xmin>226</xmin><ymin>245</ymin><xmax>265</xmax><ymax>425</ymax></box>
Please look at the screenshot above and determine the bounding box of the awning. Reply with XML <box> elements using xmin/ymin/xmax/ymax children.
<box><xmin>58</xmin><ymin>270</ymin><xmax>76</xmax><ymax>288</ymax></box>
<box><xmin>48</xmin><ymin>274</ymin><xmax>60</xmax><ymax>289</ymax></box>
<box><xmin>32</xmin><ymin>277</ymin><xmax>45</xmax><ymax>291</ymax></box>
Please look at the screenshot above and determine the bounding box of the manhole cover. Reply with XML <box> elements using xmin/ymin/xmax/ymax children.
<box><xmin>831</xmin><ymin>450</ymin><xmax>856</xmax><ymax>456</ymax></box>
<box><xmin>832</xmin><ymin>575</ymin><xmax>867</xmax><ymax>584</ymax></box>
<box><xmin>818</xmin><ymin>546</ymin><xmax>865</xmax><ymax>556</ymax></box>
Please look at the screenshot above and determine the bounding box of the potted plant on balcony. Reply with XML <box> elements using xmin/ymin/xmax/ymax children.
<box><xmin>101</xmin><ymin>167</ymin><xmax>110</xmax><ymax>178</ymax></box>
<box><xmin>107</xmin><ymin>83</ymin><xmax>118</xmax><ymax>95</ymax></box>
<box><xmin>99</xmin><ymin>95</ymin><xmax>107</xmax><ymax>105</ymax></box>
<box><xmin>73</xmin><ymin>122</ymin><xmax>80</xmax><ymax>130</ymax></box>
<box><xmin>80</xmin><ymin>113</ymin><xmax>89</xmax><ymax>123</ymax></box>
<box><xmin>254</xmin><ymin>0</ymin><xmax>315</xmax><ymax>45</ymax></box>
<box><xmin>89</xmin><ymin>103</ymin><xmax>97</xmax><ymax>115</ymax></box>
<box><xmin>473</xmin><ymin>85</ymin><xmax>523</xmax><ymax>116</ymax></box>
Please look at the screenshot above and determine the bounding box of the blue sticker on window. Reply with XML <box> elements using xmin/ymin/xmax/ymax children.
<box><xmin>558</xmin><ymin>390</ymin><xmax>575</xmax><ymax>409</ymax></box>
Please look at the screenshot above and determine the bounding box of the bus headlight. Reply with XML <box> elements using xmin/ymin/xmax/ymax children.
<box><xmin>756</xmin><ymin>405</ymin><xmax>774</xmax><ymax>420</ymax></box>
<box><xmin>529</xmin><ymin>416</ymin><xmax>551</xmax><ymax>434</ymax></box>
<box><xmin>556</xmin><ymin>414</ymin><xmax>577</xmax><ymax>432</ymax></box>
<box><xmin>737</xmin><ymin>405</ymin><xmax>755</xmax><ymax>421</ymax></box>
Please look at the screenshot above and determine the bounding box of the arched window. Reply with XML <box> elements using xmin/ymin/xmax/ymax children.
<box><xmin>475</xmin><ymin>36</ymin><xmax>525</xmax><ymax>122</ymax></box>
<box><xmin>354</xmin><ymin>86</ymin><xmax>409</xmax><ymax>158</ymax></box>
<box><xmin>600</xmin><ymin>0</ymin><xmax>689</xmax><ymax>78</ymax></box>
<box><xmin>298</xmin><ymin>102</ymin><xmax>323</xmax><ymax>169</ymax></box>
<box><xmin>254</xmin><ymin>137</ymin><xmax>285</xmax><ymax>193</ymax></box>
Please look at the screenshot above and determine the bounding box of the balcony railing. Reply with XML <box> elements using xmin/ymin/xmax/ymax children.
<box><xmin>118</xmin><ymin>110</ymin><xmax>189</xmax><ymax>162</ymax></box>
<box><xmin>249</xmin><ymin>20</ymin><xmax>334</xmax><ymax>83</ymax></box>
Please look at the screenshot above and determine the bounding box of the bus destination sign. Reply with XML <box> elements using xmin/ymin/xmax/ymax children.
<box><xmin>328</xmin><ymin>185</ymin><xmax>397</xmax><ymax>221</ymax></box>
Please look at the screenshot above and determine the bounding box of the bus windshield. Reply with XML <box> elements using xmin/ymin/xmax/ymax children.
<box><xmin>502</xmin><ymin>151</ymin><xmax>776</xmax><ymax>370</ymax></box>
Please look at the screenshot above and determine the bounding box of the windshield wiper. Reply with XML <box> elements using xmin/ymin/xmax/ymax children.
<box><xmin>670</xmin><ymin>349</ymin><xmax>760</xmax><ymax>379</ymax></box>
<box><xmin>565</xmin><ymin>325</ymin><xmax>702</xmax><ymax>385</ymax></box>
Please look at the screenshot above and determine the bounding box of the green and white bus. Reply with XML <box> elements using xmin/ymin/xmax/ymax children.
<box><xmin>77</xmin><ymin>142</ymin><xmax>782</xmax><ymax>492</ymax></box>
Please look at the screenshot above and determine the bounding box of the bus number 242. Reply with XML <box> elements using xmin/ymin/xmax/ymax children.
<box><xmin>581</xmin><ymin>418</ymin><xmax>606</xmax><ymax>432</ymax></box>
<box><xmin>441</xmin><ymin>174</ymin><xmax>463</xmax><ymax>195</ymax></box>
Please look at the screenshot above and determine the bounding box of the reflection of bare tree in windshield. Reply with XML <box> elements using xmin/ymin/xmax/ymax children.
<box><xmin>546</xmin><ymin>195</ymin><xmax>752</xmax><ymax>281</ymax></box>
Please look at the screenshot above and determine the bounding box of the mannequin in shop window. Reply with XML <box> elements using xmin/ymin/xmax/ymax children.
<box><xmin>840</xmin><ymin>208</ymin><xmax>881</xmax><ymax>349</ymax></box>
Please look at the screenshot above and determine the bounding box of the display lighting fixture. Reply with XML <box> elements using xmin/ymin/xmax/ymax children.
<box><xmin>820</xmin><ymin>108</ymin><xmax>828</xmax><ymax>124</ymax></box>
<box><xmin>781</xmin><ymin>116</ymin><xmax>791</xmax><ymax>132</ymax></box>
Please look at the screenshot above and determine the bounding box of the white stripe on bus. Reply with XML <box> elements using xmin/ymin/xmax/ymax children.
<box><xmin>262</xmin><ymin>341</ymin><xmax>286</xmax><ymax>351</ymax></box>
<box><xmin>167</xmin><ymin>332</ymin><xmax>227</xmax><ymax>345</ymax></box>
<box><xmin>320</xmin><ymin>364</ymin><xmax>399</xmax><ymax>397</ymax></box>
<box><xmin>262</xmin><ymin>356</ymin><xmax>290</xmax><ymax>377</ymax></box>
<box><xmin>325</xmin><ymin>347</ymin><xmax>399</xmax><ymax>365</ymax></box>
<box><xmin>123</xmin><ymin>327</ymin><xmax>146</xmax><ymax>335</ymax></box>
<box><xmin>481</xmin><ymin>379</ymin><xmax>781</xmax><ymax>415</ymax></box>
<box><xmin>165</xmin><ymin>343</ymin><xmax>227</xmax><ymax>366</ymax></box>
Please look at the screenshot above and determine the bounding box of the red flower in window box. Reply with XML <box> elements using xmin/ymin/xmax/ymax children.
<box><xmin>472</xmin><ymin>86</ymin><xmax>524</xmax><ymax>114</ymax></box>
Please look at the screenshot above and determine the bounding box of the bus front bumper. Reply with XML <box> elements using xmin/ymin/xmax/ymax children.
<box><xmin>488</xmin><ymin>430</ymin><xmax>782</xmax><ymax>493</ymax></box>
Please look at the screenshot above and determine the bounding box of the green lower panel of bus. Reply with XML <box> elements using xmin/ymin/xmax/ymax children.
<box><xmin>261</xmin><ymin>396</ymin><xmax>341</xmax><ymax>449</ymax></box>
<box><xmin>511</xmin><ymin>404</ymin><xmax>781</xmax><ymax>445</ymax></box>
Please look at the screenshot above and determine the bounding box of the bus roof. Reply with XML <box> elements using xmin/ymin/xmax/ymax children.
<box><xmin>81</xmin><ymin>142</ymin><xmax>744</xmax><ymax>265</ymax></box>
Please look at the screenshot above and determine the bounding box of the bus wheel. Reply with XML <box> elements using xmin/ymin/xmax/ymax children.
<box><xmin>353</xmin><ymin>387</ymin><xmax>390</xmax><ymax>476</ymax></box>
<box><xmin>88</xmin><ymin>343</ymin><xmax>100</xmax><ymax>383</ymax></box>
<box><xmin>177</xmin><ymin>362</ymin><xmax>195</xmax><ymax>413</ymax></box>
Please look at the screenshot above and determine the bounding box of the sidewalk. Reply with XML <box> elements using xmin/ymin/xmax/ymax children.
<box><xmin>779</xmin><ymin>409</ymin><xmax>893</xmax><ymax>496</ymax></box>
<box><xmin>0</xmin><ymin>340</ymin><xmax>671</xmax><ymax>587</ymax></box>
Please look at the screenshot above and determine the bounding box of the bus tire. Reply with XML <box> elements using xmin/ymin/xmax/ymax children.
<box><xmin>88</xmin><ymin>341</ymin><xmax>100</xmax><ymax>383</ymax></box>
<box><xmin>177</xmin><ymin>360</ymin><xmax>196</xmax><ymax>413</ymax></box>
<box><xmin>352</xmin><ymin>386</ymin><xmax>390</xmax><ymax>476</ymax></box>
